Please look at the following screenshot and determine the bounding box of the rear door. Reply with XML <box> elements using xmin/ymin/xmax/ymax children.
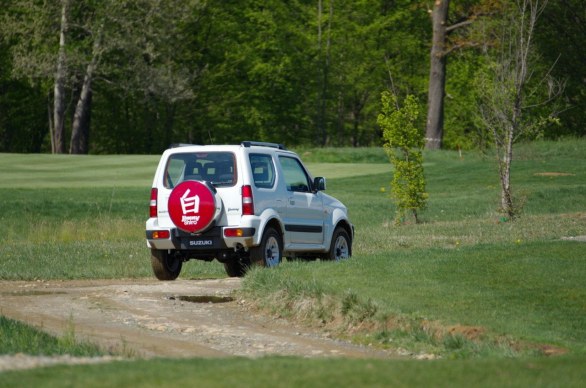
<box><xmin>278</xmin><ymin>156</ymin><xmax>324</xmax><ymax>244</ymax></box>
<box><xmin>159</xmin><ymin>151</ymin><xmax>236</xmax><ymax>229</ymax></box>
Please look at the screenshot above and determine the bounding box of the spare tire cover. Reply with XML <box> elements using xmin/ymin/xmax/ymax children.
<box><xmin>168</xmin><ymin>180</ymin><xmax>217</xmax><ymax>233</ymax></box>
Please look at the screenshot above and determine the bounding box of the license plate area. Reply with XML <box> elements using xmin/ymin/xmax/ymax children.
<box><xmin>180</xmin><ymin>237</ymin><xmax>216</xmax><ymax>249</ymax></box>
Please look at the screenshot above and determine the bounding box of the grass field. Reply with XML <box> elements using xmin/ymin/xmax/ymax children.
<box><xmin>1</xmin><ymin>356</ymin><xmax>585</xmax><ymax>388</ymax></box>
<box><xmin>0</xmin><ymin>139</ymin><xmax>585</xmax><ymax>386</ymax></box>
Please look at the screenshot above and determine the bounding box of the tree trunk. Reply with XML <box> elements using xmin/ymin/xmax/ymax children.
<box><xmin>425</xmin><ymin>0</ymin><xmax>450</xmax><ymax>150</ymax></box>
<box><xmin>70</xmin><ymin>26</ymin><xmax>101</xmax><ymax>154</ymax></box>
<box><xmin>69</xmin><ymin>87</ymin><xmax>92</xmax><ymax>154</ymax></box>
<box><xmin>499</xmin><ymin>127</ymin><xmax>514</xmax><ymax>217</ymax></box>
<box><xmin>70</xmin><ymin>71</ymin><xmax>94</xmax><ymax>154</ymax></box>
<box><xmin>500</xmin><ymin>85</ymin><xmax>523</xmax><ymax>217</ymax></box>
<box><xmin>316</xmin><ymin>0</ymin><xmax>332</xmax><ymax>147</ymax></box>
<box><xmin>47</xmin><ymin>99</ymin><xmax>54</xmax><ymax>153</ymax></box>
<box><xmin>53</xmin><ymin>0</ymin><xmax>69</xmax><ymax>154</ymax></box>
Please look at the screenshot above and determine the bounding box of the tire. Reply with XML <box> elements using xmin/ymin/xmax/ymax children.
<box><xmin>167</xmin><ymin>180</ymin><xmax>222</xmax><ymax>234</ymax></box>
<box><xmin>250</xmin><ymin>227</ymin><xmax>282</xmax><ymax>267</ymax></box>
<box><xmin>223</xmin><ymin>259</ymin><xmax>248</xmax><ymax>277</ymax></box>
<box><xmin>325</xmin><ymin>227</ymin><xmax>352</xmax><ymax>261</ymax></box>
<box><xmin>151</xmin><ymin>249</ymin><xmax>182</xmax><ymax>280</ymax></box>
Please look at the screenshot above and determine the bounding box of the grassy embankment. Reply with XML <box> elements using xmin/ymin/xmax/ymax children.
<box><xmin>0</xmin><ymin>139</ymin><xmax>585</xmax><ymax>387</ymax></box>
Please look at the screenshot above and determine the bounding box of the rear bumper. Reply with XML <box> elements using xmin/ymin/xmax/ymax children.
<box><xmin>146</xmin><ymin>215</ymin><xmax>262</xmax><ymax>251</ymax></box>
<box><xmin>146</xmin><ymin>226</ymin><xmax>256</xmax><ymax>251</ymax></box>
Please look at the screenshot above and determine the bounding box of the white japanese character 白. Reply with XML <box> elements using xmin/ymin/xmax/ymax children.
<box><xmin>180</xmin><ymin>189</ymin><xmax>200</xmax><ymax>214</ymax></box>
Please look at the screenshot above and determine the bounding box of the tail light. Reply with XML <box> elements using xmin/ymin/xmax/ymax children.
<box><xmin>149</xmin><ymin>188</ymin><xmax>158</xmax><ymax>218</ymax></box>
<box><xmin>224</xmin><ymin>227</ymin><xmax>255</xmax><ymax>237</ymax></box>
<box><xmin>152</xmin><ymin>230</ymin><xmax>170</xmax><ymax>239</ymax></box>
<box><xmin>242</xmin><ymin>185</ymin><xmax>254</xmax><ymax>215</ymax></box>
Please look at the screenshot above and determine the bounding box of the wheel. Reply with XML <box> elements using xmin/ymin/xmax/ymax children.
<box><xmin>151</xmin><ymin>249</ymin><xmax>182</xmax><ymax>280</ymax></box>
<box><xmin>250</xmin><ymin>227</ymin><xmax>282</xmax><ymax>267</ymax></box>
<box><xmin>223</xmin><ymin>258</ymin><xmax>248</xmax><ymax>277</ymax></box>
<box><xmin>167</xmin><ymin>180</ymin><xmax>222</xmax><ymax>234</ymax></box>
<box><xmin>325</xmin><ymin>227</ymin><xmax>351</xmax><ymax>261</ymax></box>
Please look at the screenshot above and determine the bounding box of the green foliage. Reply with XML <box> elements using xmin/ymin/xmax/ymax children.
<box><xmin>378</xmin><ymin>91</ymin><xmax>427</xmax><ymax>224</ymax></box>
<box><xmin>444</xmin><ymin>53</ymin><xmax>488</xmax><ymax>150</ymax></box>
<box><xmin>535</xmin><ymin>0</ymin><xmax>586</xmax><ymax>139</ymax></box>
<box><xmin>0</xmin><ymin>0</ymin><xmax>434</xmax><ymax>153</ymax></box>
<box><xmin>0</xmin><ymin>316</ymin><xmax>103</xmax><ymax>356</ymax></box>
<box><xmin>0</xmin><ymin>37</ymin><xmax>47</xmax><ymax>152</ymax></box>
<box><xmin>1</xmin><ymin>1</ymin><xmax>584</xmax><ymax>153</ymax></box>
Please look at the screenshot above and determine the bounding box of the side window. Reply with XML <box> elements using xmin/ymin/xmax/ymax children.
<box><xmin>279</xmin><ymin>156</ymin><xmax>311</xmax><ymax>192</ymax></box>
<box><xmin>165</xmin><ymin>158</ymin><xmax>187</xmax><ymax>188</ymax></box>
<box><xmin>249</xmin><ymin>154</ymin><xmax>275</xmax><ymax>189</ymax></box>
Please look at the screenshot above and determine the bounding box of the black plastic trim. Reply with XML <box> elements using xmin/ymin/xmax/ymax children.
<box><xmin>241</xmin><ymin>141</ymin><xmax>286</xmax><ymax>150</ymax></box>
<box><xmin>284</xmin><ymin>225</ymin><xmax>323</xmax><ymax>233</ymax></box>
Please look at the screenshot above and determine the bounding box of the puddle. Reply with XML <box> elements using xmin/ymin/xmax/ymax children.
<box><xmin>174</xmin><ymin>295</ymin><xmax>235</xmax><ymax>304</ymax></box>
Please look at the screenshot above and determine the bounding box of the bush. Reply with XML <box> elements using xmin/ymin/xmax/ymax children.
<box><xmin>377</xmin><ymin>91</ymin><xmax>428</xmax><ymax>224</ymax></box>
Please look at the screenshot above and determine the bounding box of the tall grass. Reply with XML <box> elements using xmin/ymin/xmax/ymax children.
<box><xmin>0</xmin><ymin>189</ymin><xmax>228</xmax><ymax>279</ymax></box>
<box><xmin>0</xmin><ymin>316</ymin><xmax>104</xmax><ymax>356</ymax></box>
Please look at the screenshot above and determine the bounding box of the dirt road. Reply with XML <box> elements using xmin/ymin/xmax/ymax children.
<box><xmin>0</xmin><ymin>278</ymin><xmax>392</xmax><ymax>361</ymax></box>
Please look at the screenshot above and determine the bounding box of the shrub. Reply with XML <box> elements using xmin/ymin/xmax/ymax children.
<box><xmin>377</xmin><ymin>91</ymin><xmax>428</xmax><ymax>224</ymax></box>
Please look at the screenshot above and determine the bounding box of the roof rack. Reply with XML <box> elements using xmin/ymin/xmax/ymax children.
<box><xmin>168</xmin><ymin>143</ymin><xmax>199</xmax><ymax>148</ymax></box>
<box><xmin>241</xmin><ymin>141</ymin><xmax>287</xmax><ymax>150</ymax></box>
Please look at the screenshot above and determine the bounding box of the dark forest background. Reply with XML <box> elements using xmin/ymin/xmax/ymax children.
<box><xmin>0</xmin><ymin>0</ymin><xmax>583</xmax><ymax>154</ymax></box>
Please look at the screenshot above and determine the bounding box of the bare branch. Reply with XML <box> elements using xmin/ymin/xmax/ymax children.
<box><xmin>442</xmin><ymin>41</ymin><xmax>480</xmax><ymax>56</ymax></box>
<box><xmin>446</xmin><ymin>19</ymin><xmax>474</xmax><ymax>33</ymax></box>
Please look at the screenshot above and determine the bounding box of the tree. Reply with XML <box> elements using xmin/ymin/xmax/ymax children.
<box><xmin>0</xmin><ymin>43</ymin><xmax>46</xmax><ymax>152</ymax></box>
<box><xmin>69</xmin><ymin>15</ymin><xmax>103</xmax><ymax>155</ymax></box>
<box><xmin>425</xmin><ymin>0</ymin><xmax>450</xmax><ymax>150</ymax></box>
<box><xmin>314</xmin><ymin>0</ymin><xmax>429</xmax><ymax>147</ymax></box>
<box><xmin>424</xmin><ymin>0</ymin><xmax>503</xmax><ymax>150</ymax></box>
<box><xmin>2</xmin><ymin>0</ymin><xmax>99</xmax><ymax>153</ymax></box>
<box><xmin>477</xmin><ymin>0</ymin><xmax>562</xmax><ymax>218</ymax></box>
<box><xmin>6</xmin><ymin>0</ymin><xmax>580</xmax><ymax>154</ymax></box>
<box><xmin>1</xmin><ymin>0</ymin><xmax>437</xmax><ymax>152</ymax></box>
<box><xmin>315</xmin><ymin>0</ymin><xmax>333</xmax><ymax>146</ymax></box>
<box><xmin>536</xmin><ymin>0</ymin><xmax>586</xmax><ymax>138</ymax></box>
<box><xmin>2</xmin><ymin>0</ymin><xmax>197</xmax><ymax>154</ymax></box>
<box><xmin>378</xmin><ymin>91</ymin><xmax>427</xmax><ymax>224</ymax></box>
<box><xmin>52</xmin><ymin>0</ymin><xmax>68</xmax><ymax>153</ymax></box>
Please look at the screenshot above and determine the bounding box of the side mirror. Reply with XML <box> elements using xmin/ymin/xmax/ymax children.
<box><xmin>313</xmin><ymin>177</ymin><xmax>326</xmax><ymax>192</ymax></box>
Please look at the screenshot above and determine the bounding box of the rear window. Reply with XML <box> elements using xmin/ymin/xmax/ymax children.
<box><xmin>164</xmin><ymin>152</ymin><xmax>236</xmax><ymax>188</ymax></box>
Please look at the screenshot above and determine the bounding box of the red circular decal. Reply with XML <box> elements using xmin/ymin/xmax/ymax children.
<box><xmin>168</xmin><ymin>181</ymin><xmax>216</xmax><ymax>233</ymax></box>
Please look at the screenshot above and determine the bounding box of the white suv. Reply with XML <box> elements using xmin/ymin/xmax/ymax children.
<box><xmin>146</xmin><ymin>141</ymin><xmax>353</xmax><ymax>280</ymax></box>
